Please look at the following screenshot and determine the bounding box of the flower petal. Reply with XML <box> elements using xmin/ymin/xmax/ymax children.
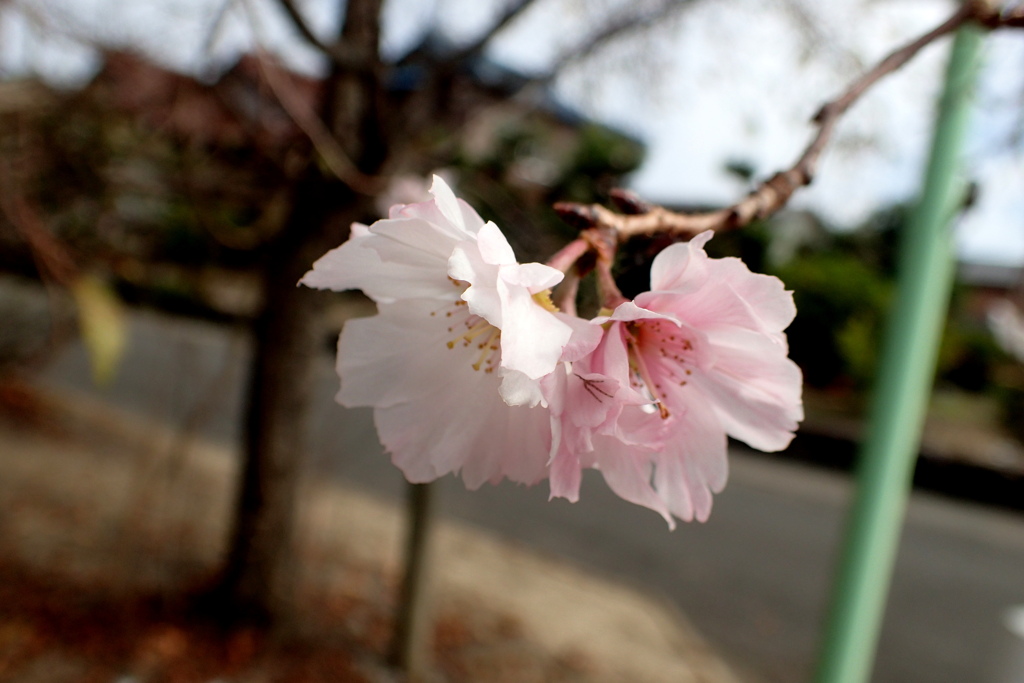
<box><xmin>648</xmin><ymin>230</ymin><xmax>713</xmax><ymax>292</ymax></box>
<box><xmin>497</xmin><ymin>279</ymin><xmax>572</xmax><ymax>379</ymax></box>
<box><xmin>374</xmin><ymin>370</ymin><xmax>551</xmax><ymax>487</ymax></box>
<box><xmin>476</xmin><ymin>221</ymin><xmax>517</xmax><ymax>266</ymax></box>
<box><xmin>590</xmin><ymin>436</ymin><xmax>674</xmax><ymax>528</ymax></box>
<box><xmin>502</xmin><ymin>262</ymin><xmax>564</xmax><ymax>293</ymax></box>
<box><xmin>691</xmin><ymin>328</ymin><xmax>803</xmax><ymax>452</ymax></box>
<box><xmin>428</xmin><ymin>174</ymin><xmax>469</xmax><ymax>232</ymax></box>
<box><xmin>336</xmin><ymin>299</ymin><xmax>470</xmax><ymax>409</ymax></box>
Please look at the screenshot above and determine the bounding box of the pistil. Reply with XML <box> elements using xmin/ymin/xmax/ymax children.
<box><xmin>626</xmin><ymin>328</ymin><xmax>670</xmax><ymax>419</ymax></box>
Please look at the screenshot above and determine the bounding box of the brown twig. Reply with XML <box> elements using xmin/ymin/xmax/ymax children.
<box><xmin>274</xmin><ymin>0</ymin><xmax>366</xmax><ymax>70</ymax></box>
<box><xmin>0</xmin><ymin>166</ymin><xmax>77</xmax><ymax>286</ymax></box>
<box><xmin>535</xmin><ymin>0</ymin><xmax>696</xmax><ymax>87</ymax></box>
<box><xmin>239</xmin><ymin>0</ymin><xmax>386</xmax><ymax>194</ymax></box>
<box><xmin>450</xmin><ymin>0</ymin><xmax>544</xmax><ymax>63</ymax></box>
<box><xmin>248</xmin><ymin>50</ymin><xmax>385</xmax><ymax>194</ymax></box>
<box><xmin>554</xmin><ymin>0</ymin><xmax>1018</xmax><ymax>243</ymax></box>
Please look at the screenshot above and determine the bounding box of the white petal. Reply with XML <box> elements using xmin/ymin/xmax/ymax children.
<box><xmin>429</xmin><ymin>174</ymin><xmax>466</xmax><ymax>231</ymax></box>
<box><xmin>497</xmin><ymin>278</ymin><xmax>572</xmax><ymax>379</ymax></box>
<box><xmin>336</xmin><ymin>300</ymin><xmax>468</xmax><ymax>409</ymax></box>
<box><xmin>499</xmin><ymin>367</ymin><xmax>545</xmax><ymax>407</ymax></box>
<box><xmin>476</xmin><ymin>221</ymin><xmax>517</xmax><ymax>265</ymax></box>
<box><xmin>302</xmin><ymin>217</ymin><xmax>465</xmax><ymax>302</ymax></box>
<box><xmin>449</xmin><ymin>240</ymin><xmax>504</xmax><ymax>325</ymax></box>
<box><xmin>502</xmin><ymin>261</ymin><xmax>564</xmax><ymax>293</ymax></box>
<box><xmin>369</xmin><ymin>216</ymin><xmax>464</xmax><ymax>261</ymax></box>
<box><xmin>374</xmin><ymin>369</ymin><xmax>551</xmax><ymax>487</ymax></box>
<box><xmin>336</xmin><ymin>297</ymin><xmax>552</xmax><ymax>488</ymax></box>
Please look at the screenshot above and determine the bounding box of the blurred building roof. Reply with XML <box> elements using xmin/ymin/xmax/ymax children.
<box><xmin>958</xmin><ymin>262</ymin><xmax>1024</xmax><ymax>291</ymax></box>
<box><xmin>82</xmin><ymin>50</ymin><xmax>318</xmax><ymax>152</ymax></box>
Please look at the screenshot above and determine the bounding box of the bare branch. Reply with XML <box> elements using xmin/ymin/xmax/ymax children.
<box><xmin>810</xmin><ymin>2</ymin><xmax>974</xmax><ymax>128</ymax></box>
<box><xmin>555</xmin><ymin>0</ymin><xmax>1021</xmax><ymax>242</ymax></box>
<box><xmin>251</xmin><ymin>50</ymin><xmax>385</xmax><ymax>195</ymax></box>
<box><xmin>452</xmin><ymin>0</ymin><xmax>544</xmax><ymax>62</ymax></box>
<box><xmin>0</xmin><ymin>164</ymin><xmax>78</xmax><ymax>286</ymax></box>
<box><xmin>273</xmin><ymin>0</ymin><xmax>365</xmax><ymax>70</ymax></box>
<box><xmin>276</xmin><ymin>0</ymin><xmax>322</xmax><ymax>48</ymax></box>
<box><xmin>535</xmin><ymin>0</ymin><xmax>695</xmax><ymax>85</ymax></box>
<box><xmin>240</xmin><ymin>0</ymin><xmax>384</xmax><ymax>192</ymax></box>
<box><xmin>777</xmin><ymin>0</ymin><xmax>865</xmax><ymax>74</ymax></box>
<box><xmin>201</xmin><ymin>0</ymin><xmax>239</xmax><ymax>60</ymax></box>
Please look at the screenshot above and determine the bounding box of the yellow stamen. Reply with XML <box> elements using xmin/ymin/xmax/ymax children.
<box><xmin>447</xmin><ymin>318</ymin><xmax>492</xmax><ymax>349</ymax></box>
<box><xmin>471</xmin><ymin>329</ymin><xmax>500</xmax><ymax>371</ymax></box>
<box><xmin>532</xmin><ymin>289</ymin><xmax>559</xmax><ymax>312</ymax></box>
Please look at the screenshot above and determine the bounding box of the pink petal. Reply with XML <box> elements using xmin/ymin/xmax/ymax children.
<box><xmin>548</xmin><ymin>441</ymin><xmax>583</xmax><ymax>502</ymax></box>
<box><xmin>648</xmin><ymin>231</ymin><xmax>713</xmax><ymax>292</ymax></box>
<box><xmin>590</xmin><ymin>436</ymin><xmax>674</xmax><ymax>527</ymax></box>
<box><xmin>652</xmin><ymin>396</ymin><xmax>729</xmax><ymax>521</ymax></box>
<box><xmin>555</xmin><ymin>313</ymin><xmax>604</xmax><ymax>363</ymax></box>
<box><xmin>692</xmin><ymin>328</ymin><xmax>803</xmax><ymax>452</ymax></box>
<box><xmin>708</xmin><ymin>257</ymin><xmax>796</xmax><ymax>332</ymax></box>
<box><xmin>601</xmin><ymin>300</ymin><xmax>679</xmax><ymax>326</ymax></box>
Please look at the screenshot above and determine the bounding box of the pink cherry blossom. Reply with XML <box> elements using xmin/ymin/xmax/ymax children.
<box><xmin>302</xmin><ymin>176</ymin><xmax>596</xmax><ymax>487</ymax></box>
<box><xmin>548</xmin><ymin>231</ymin><xmax>803</xmax><ymax>526</ymax></box>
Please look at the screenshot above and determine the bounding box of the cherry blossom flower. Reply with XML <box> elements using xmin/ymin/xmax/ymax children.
<box><xmin>303</xmin><ymin>176</ymin><xmax>800</xmax><ymax>524</ymax></box>
<box><xmin>548</xmin><ymin>231</ymin><xmax>803</xmax><ymax>526</ymax></box>
<box><xmin>301</xmin><ymin>176</ymin><xmax>597</xmax><ymax>487</ymax></box>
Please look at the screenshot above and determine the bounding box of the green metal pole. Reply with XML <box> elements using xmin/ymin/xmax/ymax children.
<box><xmin>815</xmin><ymin>24</ymin><xmax>984</xmax><ymax>683</ymax></box>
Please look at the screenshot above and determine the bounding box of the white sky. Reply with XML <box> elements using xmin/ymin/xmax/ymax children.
<box><xmin>2</xmin><ymin>0</ymin><xmax>1023</xmax><ymax>265</ymax></box>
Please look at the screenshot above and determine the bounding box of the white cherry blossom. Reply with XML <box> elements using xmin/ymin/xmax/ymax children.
<box><xmin>302</xmin><ymin>176</ymin><xmax>593</xmax><ymax>487</ymax></box>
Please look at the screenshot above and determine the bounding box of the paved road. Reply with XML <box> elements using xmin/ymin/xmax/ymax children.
<box><xmin>35</xmin><ymin>307</ymin><xmax>1024</xmax><ymax>683</ymax></box>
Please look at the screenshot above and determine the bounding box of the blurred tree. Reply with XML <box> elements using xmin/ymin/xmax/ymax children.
<box><xmin>0</xmin><ymin>0</ymin><xmax>680</xmax><ymax>623</ymax></box>
<box><xmin>213</xmin><ymin>0</ymin><xmax>692</xmax><ymax>623</ymax></box>
<box><xmin>774</xmin><ymin>251</ymin><xmax>893</xmax><ymax>389</ymax></box>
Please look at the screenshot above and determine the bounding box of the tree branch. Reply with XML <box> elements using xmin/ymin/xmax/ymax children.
<box><xmin>240</xmin><ymin>0</ymin><xmax>384</xmax><ymax>192</ymax></box>
<box><xmin>451</xmin><ymin>0</ymin><xmax>544</xmax><ymax>63</ymax></box>
<box><xmin>534</xmin><ymin>0</ymin><xmax>695</xmax><ymax>86</ymax></box>
<box><xmin>274</xmin><ymin>0</ymin><xmax>366</xmax><ymax>70</ymax></box>
<box><xmin>555</xmin><ymin>0</ymin><xmax>1021</xmax><ymax>241</ymax></box>
<box><xmin>251</xmin><ymin>50</ymin><xmax>385</xmax><ymax>194</ymax></box>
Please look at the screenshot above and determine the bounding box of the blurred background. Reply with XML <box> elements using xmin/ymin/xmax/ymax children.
<box><xmin>0</xmin><ymin>0</ymin><xmax>1023</xmax><ymax>682</ymax></box>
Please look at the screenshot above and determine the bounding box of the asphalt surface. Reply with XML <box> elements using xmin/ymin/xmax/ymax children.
<box><xmin>32</xmin><ymin>306</ymin><xmax>1024</xmax><ymax>683</ymax></box>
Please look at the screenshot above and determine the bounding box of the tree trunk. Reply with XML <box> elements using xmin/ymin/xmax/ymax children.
<box><xmin>216</xmin><ymin>175</ymin><xmax>361</xmax><ymax>621</ymax></box>
<box><xmin>214</xmin><ymin>0</ymin><xmax>386</xmax><ymax>623</ymax></box>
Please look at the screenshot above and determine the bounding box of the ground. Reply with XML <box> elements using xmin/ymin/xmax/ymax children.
<box><xmin>0</xmin><ymin>380</ymin><xmax>740</xmax><ymax>683</ymax></box>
